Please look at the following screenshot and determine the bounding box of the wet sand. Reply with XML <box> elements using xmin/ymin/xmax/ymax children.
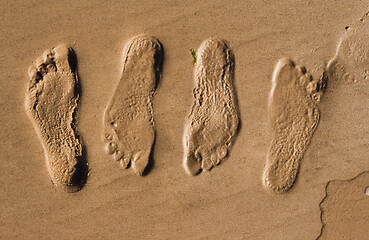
<box><xmin>0</xmin><ymin>1</ymin><xmax>368</xmax><ymax>239</ymax></box>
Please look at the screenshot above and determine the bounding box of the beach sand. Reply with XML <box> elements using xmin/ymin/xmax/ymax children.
<box><xmin>0</xmin><ymin>1</ymin><xmax>368</xmax><ymax>239</ymax></box>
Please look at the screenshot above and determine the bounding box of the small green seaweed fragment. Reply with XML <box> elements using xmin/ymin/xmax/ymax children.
<box><xmin>190</xmin><ymin>48</ymin><xmax>197</xmax><ymax>65</ymax></box>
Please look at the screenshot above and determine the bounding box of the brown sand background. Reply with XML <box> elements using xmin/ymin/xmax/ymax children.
<box><xmin>1</xmin><ymin>1</ymin><xmax>368</xmax><ymax>239</ymax></box>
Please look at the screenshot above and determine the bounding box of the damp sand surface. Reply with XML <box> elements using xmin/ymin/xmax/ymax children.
<box><xmin>318</xmin><ymin>171</ymin><xmax>369</xmax><ymax>240</ymax></box>
<box><xmin>316</xmin><ymin>13</ymin><xmax>369</xmax><ymax>239</ymax></box>
<box><xmin>1</xmin><ymin>1</ymin><xmax>369</xmax><ymax>239</ymax></box>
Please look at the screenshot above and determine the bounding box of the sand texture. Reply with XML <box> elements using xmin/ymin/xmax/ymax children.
<box><xmin>263</xmin><ymin>58</ymin><xmax>325</xmax><ymax>193</ymax></box>
<box><xmin>318</xmin><ymin>171</ymin><xmax>369</xmax><ymax>239</ymax></box>
<box><xmin>184</xmin><ymin>39</ymin><xmax>239</xmax><ymax>175</ymax></box>
<box><xmin>103</xmin><ymin>35</ymin><xmax>163</xmax><ymax>175</ymax></box>
<box><xmin>0</xmin><ymin>1</ymin><xmax>368</xmax><ymax>239</ymax></box>
<box><xmin>327</xmin><ymin>11</ymin><xmax>369</xmax><ymax>84</ymax></box>
<box><xmin>25</xmin><ymin>45</ymin><xmax>87</xmax><ymax>192</ymax></box>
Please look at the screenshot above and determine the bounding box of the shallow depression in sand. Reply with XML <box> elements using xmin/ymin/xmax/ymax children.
<box><xmin>183</xmin><ymin>38</ymin><xmax>240</xmax><ymax>175</ymax></box>
<box><xmin>102</xmin><ymin>35</ymin><xmax>163</xmax><ymax>176</ymax></box>
<box><xmin>25</xmin><ymin>45</ymin><xmax>87</xmax><ymax>192</ymax></box>
<box><xmin>262</xmin><ymin>58</ymin><xmax>326</xmax><ymax>193</ymax></box>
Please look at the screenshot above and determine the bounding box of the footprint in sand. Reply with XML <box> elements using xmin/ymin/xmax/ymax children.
<box><xmin>183</xmin><ymin>39</ymin><xmax>240</xmax><ymax>175</ymax></box>
<box><xmin>103</xmin><ymin>35</ymin><xmax>163</xmax><ymax>176</ymax></box>
<box><xmin>263</xmin><ymin>58</ymin><xmax>326</xmax><ymax>193</ymax></box>
<box><xmin>25</xmin><ymin>45</ymin><xmax>87</xmax><ymax>192</ymax></box>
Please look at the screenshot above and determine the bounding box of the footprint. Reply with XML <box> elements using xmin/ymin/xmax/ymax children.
<box><xmin>25</xmin><ymin>45</ymin><xmax>87</xmax><ymax>192</ymax></box>
<box><xmin>263</xmin><ymin>58</ymin><xmax>326</xmax><ymax>193</ymax></box>
<box><xmin>103</xmin><ymin>35</ymin><xmax>163</xmax><ymax>176</ymax></box>
<box><xmin>183</xmin><ymin>39</ymin><xmax>240</xmax><ymax>175</ymax></box>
